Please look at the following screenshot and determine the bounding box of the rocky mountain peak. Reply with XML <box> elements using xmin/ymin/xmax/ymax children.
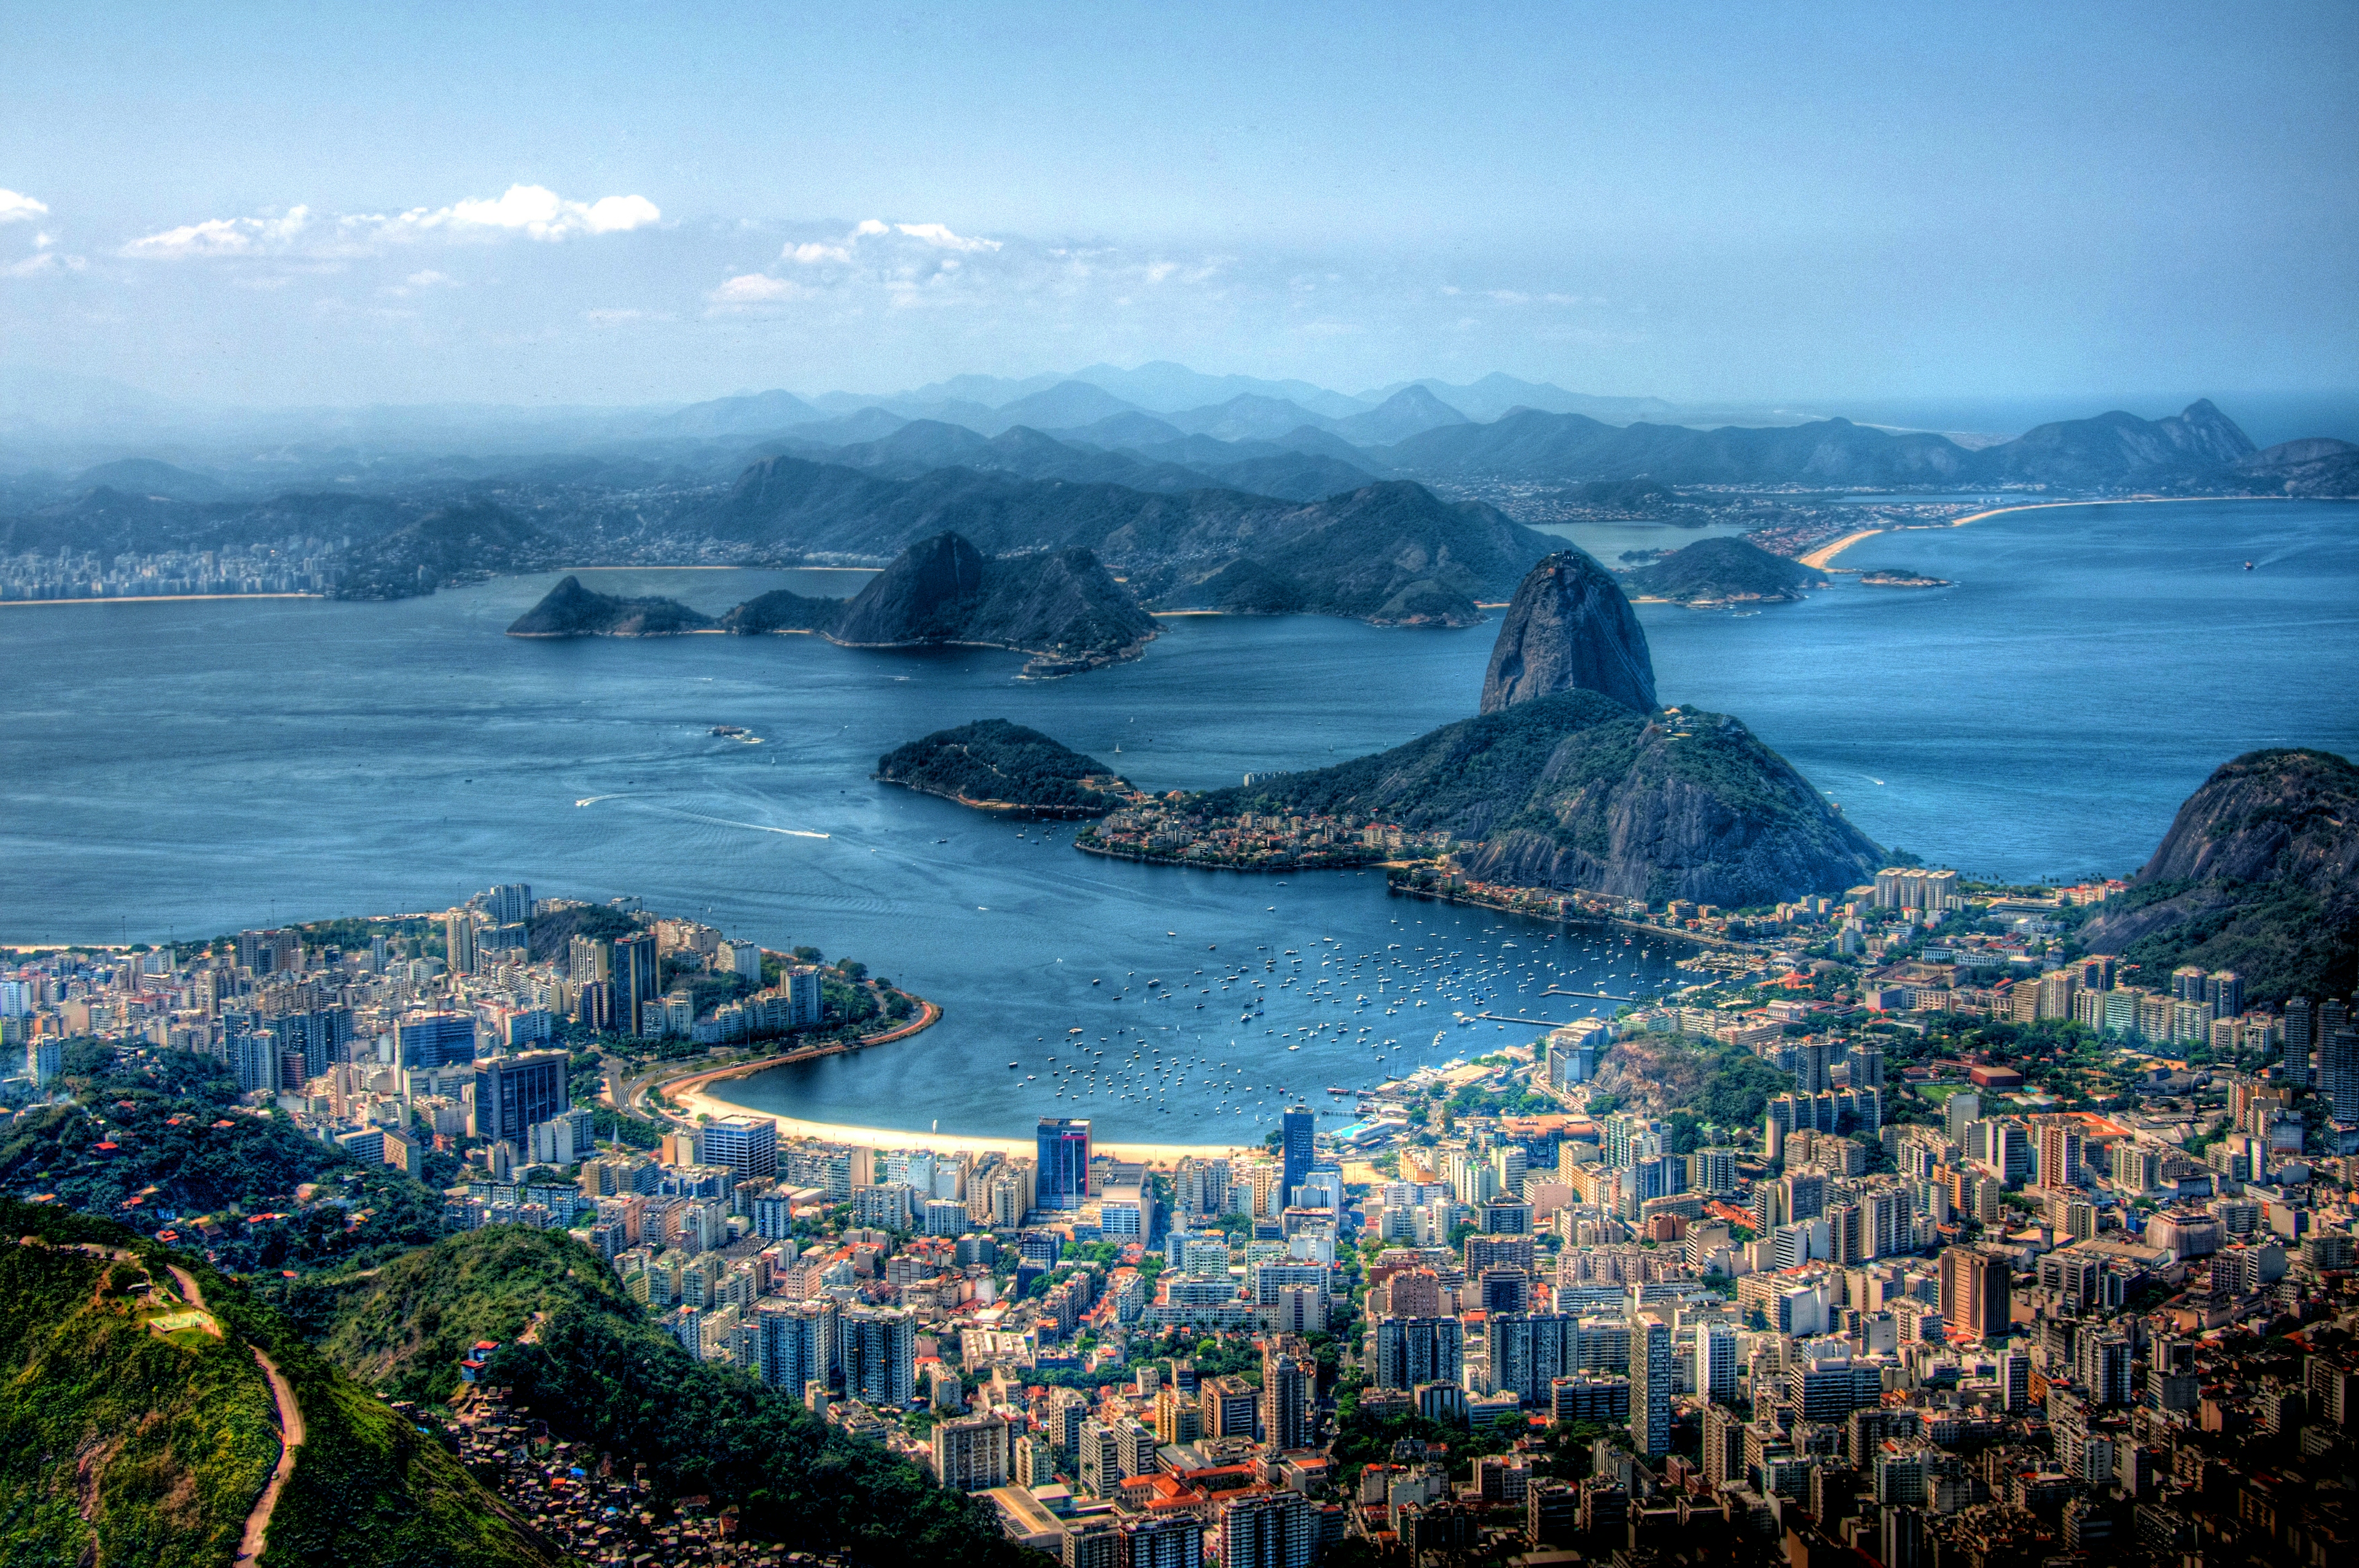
<box><xmin>1479</xmin><ymin>549</ymin><xmax>1658</xmax><ymax>715</ymax></box>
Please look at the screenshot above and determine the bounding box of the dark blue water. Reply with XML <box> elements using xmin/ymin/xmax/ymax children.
<box><xmin>2</xmin><ymin>499</ymin><xmax>2352</xmax><ymax>1139</ymax></box>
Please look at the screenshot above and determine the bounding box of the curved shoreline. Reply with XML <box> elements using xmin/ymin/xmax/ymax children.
<box><xmin>1799</xmin><ymin>494</ymin><xmax>2306</xmax><ymax>570</ymax></box>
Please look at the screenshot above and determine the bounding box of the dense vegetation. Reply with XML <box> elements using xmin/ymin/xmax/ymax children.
<box><xmin>0</xmin><ymin>1045</ymin><xmax>453</xmax><ymax>1274</ymax></box>
<box><xmin>0</xmin><ymin>1198</ymin><xmax>561</xmax><ymax>1568</ymax></box>
<box><xmin>296</xmin><ymin>1228</ymin><xmax>1031</xmax><ymax>1565</ymax></box>
<box><xmin>1619</xmin><ymin>536</ymin><xmax>1820</xmax><ymax>603</ymax></box>
<box><xmin>877</xmin><ymin>718</ymin><xmax>1131</xmax><ymax>812</ymax></box>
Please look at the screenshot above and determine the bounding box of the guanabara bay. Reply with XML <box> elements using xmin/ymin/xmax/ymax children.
<box><xmin>5</xmin><ymin>11</ymin><xmax>2358</xmax><ymax>1568</ymax></box>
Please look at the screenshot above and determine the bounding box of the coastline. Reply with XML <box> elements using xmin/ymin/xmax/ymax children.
<box><xmin>1798</xmin><ymin>494</ymin><xmax>2303</xmax><ymax>570</ymax></box>
<box><xmin>0</xmin><ymin>593</ymin><xmax>324</xmax><ymax>609</ymax></box>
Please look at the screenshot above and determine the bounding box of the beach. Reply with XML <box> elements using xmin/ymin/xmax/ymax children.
<box><xmin>1798</xmin><ymin>494</ymin><xmax>2299</xmax><ymax>569</ymax></box>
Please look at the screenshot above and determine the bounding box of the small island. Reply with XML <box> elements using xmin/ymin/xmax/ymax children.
<box><xmin>1857</xmin><ymin>566</ymin><xmax>1953</xmax><ymax>588</ymax></box>
<box><xmin>1619</xmin><ymin>535</ymin><xmax>1826</xmax><ymax>607</ymax></box>
<box><xmin>505</xmin><ymin>531</ymin><xmax>1157</xmax><ymax>675</ymax></box>
<box><xmin>875</xmin><ymin>719</ymin><xmax>1143</xmax><ymax>816</ymax></box>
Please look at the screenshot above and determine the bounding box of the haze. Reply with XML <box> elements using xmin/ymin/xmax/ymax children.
<box><xmin>4</xmin><ymin>2</ymin><xmax>2355</xmax><ymax>421</ymax></box>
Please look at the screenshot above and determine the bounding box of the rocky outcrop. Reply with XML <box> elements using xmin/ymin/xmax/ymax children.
<box><xmin>1480</xmin><ymin>550</ymin><xmax>1658</xmax><ymax>714</ymax></box>
<box><xmin>2226</xmin><ymin>437</ymin><xmax>2359</xmax><ymax>497</ymax></box>
<box><xmin>1208</xmin><ymin>690</ymin><xmax>1880</xmax><ymax>906</ymax></box>
<box><xmin>718</xmin><ymin>587</ymin><xmax>844</xmax><ymax>633</ymax></box>
<box><xmin>505</xmin><ymin>575</ymin><xmax>714</xmax><ymax>636</ymax></box>
<box><xmin>875</xmin><ymin>719</ymin><xmax>1133</xmax><ymax>816</ymax></box>
<box><xmin>2082</xmin><ymin>748</ymin><xmax>2359</xmax><ymax>1004</ymax></box>
<box><xmin>828</xmin><ymin>531</ymin><xmax>1159</xmax><ymax>671</ymax></box>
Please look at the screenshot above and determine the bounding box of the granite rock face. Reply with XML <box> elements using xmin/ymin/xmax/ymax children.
<box><xmin>828</xmin><ymin>531</ymin><xmax>1159</xmax><ymax>666</ymax></box>
<box><xmin>1479</xmin><ymin>550</ymin><xmax>1659</xmax><ymax>715</ymax></box>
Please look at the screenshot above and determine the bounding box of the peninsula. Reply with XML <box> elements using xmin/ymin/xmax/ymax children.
<box><xmin>1619</xmin><ymin>534</ymin><xmax>1828</xmax><ymax>606</ymax></box>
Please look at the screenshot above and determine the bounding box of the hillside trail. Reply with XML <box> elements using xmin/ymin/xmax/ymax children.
<box><xmin>166</xmin><ymin>1263</ymin><xmax>308</xmax><ymax>1568</ymax></box>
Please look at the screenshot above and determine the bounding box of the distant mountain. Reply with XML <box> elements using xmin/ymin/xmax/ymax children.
<box><xmin>715</xmin><ymin>586</ymin><xmax>845</xmax><ymax>633</ymax></box>
<box><xmin>1972</xmin><ymin>399</ymin><xmax>2255</xmax><ymax>486</ymax></box>
<box><xmin>829</xmin><ymin>531</ymin><xmax>1158</xmax><ymax>672</ymax></box>
<box><xmin>1621</xmin><ymin>536</ymin><xmax>1826</xmax><ymax>604</ymax></box>
<box><xmin>1366</xmin><ymin>373</ymin><xmax>1681</xmax><ymax>425</ymax></box>
<box><xmin>1375</xmin><ymin>399</ymin><xmax>2262</xmax><ymax>490</ymax></box>
<box><xmin>876</xmin><ymin>718</ymin><xmax>1132</xmax><ymax>814</ymax></box>
<box><xmin>2223</xmin><ymin>437</ymin><xmax>2359</xmax><ymax>498</ymax></box>
<box><xmin>1049</xmin><ymin>410</ymin><xmax>1190</xmax><ymax>448</ymax></box>
<box><xmin>646</xmin><ymin>388</ymin><xmax>826</xmax><ymax>437</ymax></box>
<box><xmin>504</xmin><ymin>575</ymin><xmax>718</xmax><ymax>636</ymax></box>
<box><xmin>1191</xmin><ymin>451</ymin><xmax>1380</xmax><ymax>501</ymax></box>
<box><xmin>334</xmin><ymin>500</ymin><xmax>559</xmax><ymax>600</ymax></box>
<box><xmin>1064</xmin><ymin>361</ymin><xmax>1372</xmax><ymax>418</ymax></box>
<box><xmin>0</xmin><ymin>486</ymin><xmax>409</xmax><ymax>558</ymax></box>
<box><xmin>2082</xmin><ymin>748</ymin><xmax>2359</xmax><ymax>1005</ymax></box>
<box><xmin>1481</xmin><ymin>551</ymin><xmax>1659</xmax><ymax>714</ymax></box>
<box><xmin>807</xmin><ymin>421</ymin><xmax>1213</xmax><ymax>492</ymax></box>
<box><xmin>769</xmin><ymin>406</ymin><xmax>912</xmax><ymax>447</ymax></box>
<box><xmin>702</xmin><ymin>456</ymin><xmax>1555</xmax><ymax>624</ymax></box>
<box><xmin>1330</xmin><ymin>385</ymin><xmax>1470</xmax><ymax>445</ymax></box>
<box><xmin>1159</xmin><ymin>394</ymin><xmax>1344</xmax><ymax>442</ymax></box>
<box><xmin>982</xmin><ymin>380</ymin><xmax>1144</xmax><ymax>432</ymax></box>
<box><xmin>69</xmin><ymin>457</ymin><xmax>235</xmax><ymax>502</ymax></box>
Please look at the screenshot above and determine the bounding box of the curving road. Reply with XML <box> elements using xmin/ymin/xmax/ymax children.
<box><xmin>165</xmin><ymin>1265</ymin><xmax>307</xmax><ymax>1568</ymax></box>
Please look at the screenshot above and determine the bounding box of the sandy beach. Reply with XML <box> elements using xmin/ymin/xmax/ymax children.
<box><xmin>1798</xmin><ymin>494</ymin><xmax>2297</xmax><ymax>571</ymax></box>
<box><xmin>674</xmin><ymin>1074</ymin><xmax>1262</xmax><ymax>1163</ymax></box>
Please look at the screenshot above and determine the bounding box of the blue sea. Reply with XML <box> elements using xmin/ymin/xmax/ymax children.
<box><xmin>2</xmin><ymin>499</ymin><xmax>2352</xmax><ymax>1139</ymax></box>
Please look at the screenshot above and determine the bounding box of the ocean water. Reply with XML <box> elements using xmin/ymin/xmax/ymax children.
<box><xmin>1</xmin><ymin>499</ymin><xmax>2352</xmax><ymax>1139</ymax></box>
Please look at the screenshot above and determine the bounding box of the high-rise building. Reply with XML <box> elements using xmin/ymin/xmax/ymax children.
<box><xmin>1280</xmin><ymin>1105</ymin><xmax>1315</xmax><ymax>1201</ymax></box>
<box><xmin>702</xmin><ymin>1115</ymin><xmax>779</xmax><ymax>1182</ymax></box>
<box><xmin>1261</xmin><ymin>1345</ymin><xmax>1313</xmax><ymax>1453</ymax></box>
<box><xmin>484</xmin><ymin>883</ymin><xmax>533</xmax><ymax>926</ymax></box>
<box><xmin>612</xmin><ymin>932</ymin><xmax>660</xmax><ymax>1039</ymax></box>
<box><xmin>1372</xmin><ymin>1316</ymin><xmax>1463</xmax><ymax>1391</ymax></box>
<box><xmin>754</xmin><ymin>1299</ymin><xmax>835</xmax><ymax>1394</ymax></box>
<box><xmin>840</xmin><ymin>1306</ymin><xmax>917</xmax><ymax>1406</ymax></box>
<box><xmin>1628</xmin><ymin>1319</ymin><xmax>1672</xmax><ymax>1457</ymax></box>
<box><xmin>1037</xmin><ymin>1117</ymin><xmax>1091</xmax><ymax>1211</ymax></box>
<box><xmin>1938</xmin><ymin>1247</ymin><xmax>2010</xmax><ymax>1342</ymax></box>
<box><xmin>397</xmin><ymin>1011</ymin><xmax>478</xmax><ymax>1071</ymax></box>
<box><xmin>2287</xmin><ymin>997</ymin><xmax>2316</xmax><ymax>1085</ymax></box>
<box><xmin>1221</xmin><ymin>1491</ymin><xmax>1315</xmax><ymax>1568</ymax></box>
<box><xmin>25</xmin><ymin>1039</ymin><xmax>63</xmax><ymax>1088</ymax></box>
<box><xmin>235</xmin><ymin>927</ymin><xmax>300</xmax><ymax>976</ymax></box>
<box><xmin>931</xmin><ymin>1412</ymin><xmax>1011</xmax><ymax>1491</ymax></box>
<box><xmin>473</xmin><ymin>1050</ymin><xmax>568</xmax><ymax>1147</ymax></box>
<box><xmin>1695</xmin><ymin>1321</ymin><xmax>1740</xmax><ymax>1403</ymax></box>
<box><xmin>1125</xmin><ymin>1512</ymin><xmax>1205</xmax><ymax>1568</ymax></box>
<box><xmin>442</xmin><ymin>908</ymin><xmax>479</xmax><ymax>976</ymax></box>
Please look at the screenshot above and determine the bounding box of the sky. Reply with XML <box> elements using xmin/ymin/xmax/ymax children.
<box><xmin>3</xmin><ymin>2</ymin><xmax>2355</xmax><ymax>413</ymax></box>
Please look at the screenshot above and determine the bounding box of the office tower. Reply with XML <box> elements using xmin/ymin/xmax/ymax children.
<box><xmin>702</xmin><ymin>1115</ymin><xmax>778</xmax><ymax>1181</ymax></box>
<box><xmin>1794</xmin><ymin>1040</ymin><xmax>1832</xmax><ymax>1094</ymax></box>
<box><xmin>1037</xmin><ymin>1117</ymin><xmax>1091</xmax><ymax>1210</ymax></box>
<box><xmin>840</xmin><ymin>1306</ymin><xmax>917</xmax><ymax>1406</ymax></box>
<box><xmin>1850</xmin><ymin>1045</ymin><xmax>1886</xmax><ymax>1090</ymax></box>
<box><xmin>1629</xmin><ymin>1319</ymin><xmax>1672</xmax><ymax>1457</ymax></box>
<box><xmin>1998</xmin><ymin>1346</ymin><xmax>2030</xmax><ymax>1413</ymax></box>
<box><xmin>2207</xmin><ymin>970</ymin><xmax>2243</xmax><ymax>1018</ymax></box>
<box><xmin>397</xmin><ymin>1010</ymin><xmax>478</xmax><ymax>1070</ymax></box>
<box><xmin>485</xmin><ymin>883</ymin><xmax>533</xmax><ymax>926</ymax></box>
<box><xmin>472</xmin><ymin>1049</ymin><xmax>568</xmax><ymax>1146</ymax></box>
<box><xmin>25</xmin><ymin>1039</ymin><xmax>63</xmax><ymax>1088</ymax></box>
<box><xmin>569</xmin><ymin>934</ymin><xmax>614</xmax><ymax>989</ymax></box>
<box><xmin>1490</xmin><ymin>1312</ymin><xmax>1575</xmax><ymax>1405</ymax></box>
<box><xmin>2320</xmin><ymin>1008</ymin><xmax>2359</xmax><ymax>1125</ymax></box>
<box><xmin>1220</xmin><ymin>1491</ymin><xmax>1315</xmax><ymax>1568</ymax></box>
<box><xmin>1703</xmin><ymin>1402</ymin><xmax>1745</xmax><ymax>1487</ymax></box>
<box><xmin>1280</xmin><ymin>1105</ymin><xmax>1315</xmax><ymax>1202</ymax></box>
<box><xmin>228</xmin><ymin>1025</ymin><xmax>281</xmax><ymax>1095</ymax></box>
<box><xmin>1938</xmin><ymin>1247</ymin><xmax>2010</xmax><ymax>1341</ymax></box>
<box><xmin>441</xmin><ymin>908</ymin><xmax>479</xmax><ymax>976</ymax></box>
<box><xmin>1944</xmin><ymin>1090</ymin><xmax>1982</xmax><ymax>1146</ymax></box>
<box><xmin>612</xmin><ymin>932</ymin><xmax>660</xmax><ymax>1038</ymax></box>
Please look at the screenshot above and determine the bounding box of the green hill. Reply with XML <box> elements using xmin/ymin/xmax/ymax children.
<box><xmin>877</xmin><ymin>718</ymin><xmax>1133</xmax><ymax>814</ymax></box>
<box><xmin>0</xmin><ymin>1197</ymin><xmax>560</xmax><ymax>1568</ymax></box>
<box><xmin>1620</xmin><ymin>536</ymin><xmax>1823</xmax><ymax>604</ymax></box>
<box><xmin>289</xmin><ymin>1228</ymin><xmax>1031</xmax><ymax>1566</ymax></box>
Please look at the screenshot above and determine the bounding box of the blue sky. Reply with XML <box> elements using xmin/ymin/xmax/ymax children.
<box><xmin>3</xmin><ymin>2</ymin><xmax>2353</xmax><ymax>409</ymax></box>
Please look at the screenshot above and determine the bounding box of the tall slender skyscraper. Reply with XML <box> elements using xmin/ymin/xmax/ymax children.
<box><xmin>1629</xmin><ymin>1319</ymin><xmax>1672</xmax><ymax>1457</ymax></box>
<box><xmin>442</xmin><ymin>908</ymin><xmax>478</xmax><ymax>976</ymax></box>
<box><xmin>1280</xmin><ymin>1105</ymin><xmax>1315</xmax><ymax>1203</ymax></box>
<box><xmin>1038</xmin><ymin>1117</ymin><xmax>1091</xmax><ymax>1211</ymax></box>
<box><xmin>612</xmin><ymin>931</ymin><xmax>660</xmax><ymax>1037</ymax></box>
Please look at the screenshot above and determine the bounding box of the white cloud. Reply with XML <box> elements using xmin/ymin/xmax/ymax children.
<box><xmin>405</xmin><ymin>269</ymin><xmax>456</xmax><ymax>288</ymax></box>
<box><xmin>0</xmin><ymin>190</ymin><xmax>47</xmax><ymax>224</ymax></box>
<box><xmin>893</xmin><ymin>221</ymin><xmax>1000</xmax><ymax>252</ymax></box>
<box><xmin>784</xmin><ymin>240</ymin><xmax>851</xmax><ymax>264</ymax></box>
<box><xmin>710</xmin><ymin>273</ymin><xmax>812</xmax><ymax>305</ymax></box>
<box><xmin>4</xmin><ymin>251</ymin><xmax>86</xmax><ymax>278</ymax></box>
<box><xmin>121</xmin><ymin>185</ymin><xmax>659</xmax><ymax>259</ymax></box>
<box><xmin>123</xmin><ymin>206</ymin><xmax>311</xmax><ymax>258</ymax></box>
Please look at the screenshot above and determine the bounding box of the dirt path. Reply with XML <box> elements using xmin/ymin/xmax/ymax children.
<box><xmin>232</xmin><ymin>1348</ymin><xmax>305</xmax><ymax>1567</ymax></box>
